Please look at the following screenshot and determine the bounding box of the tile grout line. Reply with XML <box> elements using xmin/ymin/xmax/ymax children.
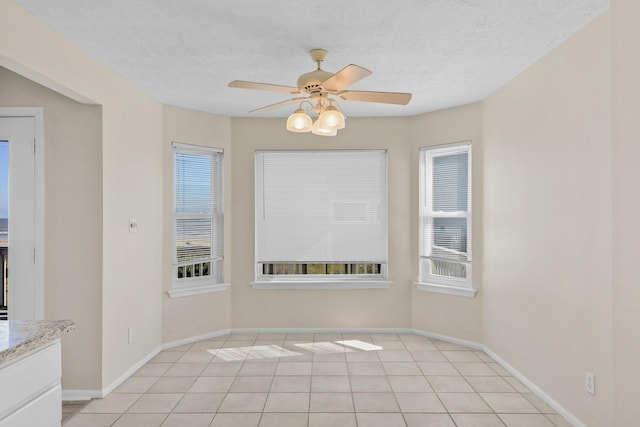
<box><xmin>67</xmin><ymin>333</ymin><xmax>570</xmax><ymax>427</ymax></box>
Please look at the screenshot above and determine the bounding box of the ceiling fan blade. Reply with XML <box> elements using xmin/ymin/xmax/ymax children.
<box><xmin>229</xmin><ymin>80</ymin><xmax>300</xmax><ymax>94</ymax></box>
<box><xmin>322</xmin><ymin>64</ymin><xmax>372</xmax><ymax>92</ymax></box>
<box><xmin>249</xmin><ymin>97</ymin><xmax>307</xmax><ymax>113</ymax></box>
<box><xmin>338</xmin><ymin>90</ymin><xmax>412</xmax><ymax>105</ymax></box>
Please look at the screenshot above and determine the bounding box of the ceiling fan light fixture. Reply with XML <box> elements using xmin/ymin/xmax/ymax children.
<box><xmin>286</xmin><ymin>109</ymin><xmax>312</xmax><ymax>132</ymax></box>
<box><xmin>229</xmin><ymin>49</ymin><xmax>411</xmax><ymax>137</ymax></box>
<box><xmin>311</xmin><ymin>119</ymin><xmax>337</xmax><ymax>136</ymax></box>
<box><xmin>317</xmin><ymin>106</ymin><xmax>345</xmax><ymax>130</ymax></box>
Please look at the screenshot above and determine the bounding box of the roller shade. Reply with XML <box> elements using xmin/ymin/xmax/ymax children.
<box><xmin>255</xmin><ymin>150</ymin><xmax>387</xmax><ymax>264</ymax></box>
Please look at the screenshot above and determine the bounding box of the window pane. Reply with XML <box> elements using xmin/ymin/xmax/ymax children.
<box><xmin>430</xmin><ymin>259</ymin><xmax>467</xmax><ymax>279</ymax></box>
<box><xmin>433</xmin><ymin>152</ymin><xmax>468</xmax><ymax>212</ymax></box>
<box><xmin>0</xmin><ymin>142</ymin><xmax>7</xmax><ymax>275</ymax></box>
<box><xmin>432</xmin><ymin>217</ymin><xmax>467</xmax><ymax>259</ymax></box>
<box><xmin>175</xmin><ymin>152</ymin><xmax>211</xmax><ymax>214</ymax></box>
<box><xmin>0</xmin><ymin>142</ymin><xmax>7</xmax><ymax>220</ymax></box>
<box><xmin>259</xmin><ymin>262</ymin><xmax>382</xmax><ymax>276</ymax></box>
<box><xmin>176</xmin><ymin>218</ymin><xmax>211</xmax><ymax>262</ymax></box>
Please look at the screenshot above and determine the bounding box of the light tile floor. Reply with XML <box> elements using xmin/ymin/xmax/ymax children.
<box><xmin>63</xmin><ymin>333</ymin><xmax>572</xmax><ymax>427</ymax></box>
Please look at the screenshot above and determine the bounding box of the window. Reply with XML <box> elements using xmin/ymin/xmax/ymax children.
<box><xmin>169</xmin><ymin>142</ymin><xmax>226</xmax><ymax>298</ymax></box>
<box><xmin>254</xmin><ymin>150</ymin><xmax>390</xmax><ymax>289</ymax></box>
<box><xmin>418</xmin><ymin>142</ymin><xmax>474</xmax><ymax>297</ymax></box>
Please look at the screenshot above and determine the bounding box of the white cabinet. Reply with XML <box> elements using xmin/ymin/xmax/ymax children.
<box><xmin>0</xmin><ymin>340</ymin><xmax>62</xmax><ymax>427</ymax></box>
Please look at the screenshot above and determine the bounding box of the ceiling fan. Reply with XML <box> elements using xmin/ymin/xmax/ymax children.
<box><xmin>228</xmin><ymin>49</ymin><xmax>412</xmax><ymax>135</ymax></box>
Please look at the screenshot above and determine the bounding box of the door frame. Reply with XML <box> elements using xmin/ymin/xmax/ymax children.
<box><xmin>0</xmin><ymin>108</ymin><xmax>44</xmax><ymax>319</ymax></box>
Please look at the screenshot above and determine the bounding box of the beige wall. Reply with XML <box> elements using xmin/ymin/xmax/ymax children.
<box><xmin>230</xmin><ymin>108</ymin><xmax>484</xmax><ymax>337</ymax></box>
<box><xmin>1</xmin><ymin>0</ymin><xmax>163</xmax><ymax>390</ymax></box>
<box><xmin>409</xmin><ymin>103</ymin><xmax>484</xmax><ymax>342</ymax></box>
<box><xmin>100</xmin><ymin>97</ymin><xmax>162</xmax><ymax>387</ymax></box>
<box><xmin>230</xmin><ymin>117</ymin><xmax>414</xmax><ymax>329</ymax></box>
<box><xmin>611</xmin><ymin>0</ymin><xmax>640</xmax><ymax>424</ymax></box>
<box><xmin>162</xmin><ymin>105</ymin><xmax>232</xmax><ymax>343</ymax></box>
<box><xmin>483</xmin><ymin>12</ymin><xmax>613</xmax><ymax>425</ymax></box>
<box><xmin>0</xmin><ymin>66</ymin><xmax>103</xmax><ymax>390</ymax></box>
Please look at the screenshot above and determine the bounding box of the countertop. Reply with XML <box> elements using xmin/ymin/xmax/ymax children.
<box><xmin>0</xmin><ymin>320</ymin><xmax>74</xmax><ymax>366</ymax></box>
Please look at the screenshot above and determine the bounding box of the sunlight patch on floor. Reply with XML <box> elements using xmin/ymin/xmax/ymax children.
<box><xmin>337</xmin><ymin>339</ymin><xmax>383</xmax><ymax>351</ymax></box>
<box><xmin>207</xmin><ymin>339</ymin><xmax>384</xmax><ymax>361</ymax></box>
<box><xmin>207</xmin><ymin>345</ymin><xmax>302</xmax><ymax>361</ymax></box>
<box><xmin>294</xmin><ymin>341</ymin><xmax>355</xmax><ymax>354</ymax></box>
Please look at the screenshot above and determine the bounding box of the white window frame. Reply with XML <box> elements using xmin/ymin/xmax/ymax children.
<box><xmin>416</xmin><ymin>142</ymin><xmax>475</xmax><ymax>298</ymax></box>
<box><xmin>252</xmin><ymin>149</ymin><xmax>391</xmax><ymax>290</ymax></box>
<box><xmin>168</xmin><ymin>142</ymin><xmax>228</xmax><ymax>298</ymax></box>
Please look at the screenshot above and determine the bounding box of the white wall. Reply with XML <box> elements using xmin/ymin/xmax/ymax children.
<box><xmin>162</xmin><ymin>105</ymin><xmax>232</xmax><ymax>343</ymax></box>
<box><xmin>483</xmin><ymin>12</ymin><xmax>613</xmax><ymax>425</ymax></box>
<box><xmin>611</xmin><ymin>0</ymin><xmax>640</xmax><ymax>424</ymax></box>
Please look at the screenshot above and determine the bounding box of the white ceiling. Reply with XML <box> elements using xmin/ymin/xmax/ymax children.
<box><xmin>14</xmin><ymin>0</ymin><xmax>608</xmax><ymax>118</ymax></box>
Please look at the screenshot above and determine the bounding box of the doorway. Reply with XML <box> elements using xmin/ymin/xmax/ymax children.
<box><xmin>0</xmin><ymin>140</ymin><xmax>9</xmax><ymax>320</ymax></box>
<box><xmin>0</xmin><ymin>109</ymin><xmax>43</xmax><ymax>320</ymax></box>
<box><xmin>0</xmin><ymin>140</ymin><xmax>6</xmax><ymax>319</ymax></box>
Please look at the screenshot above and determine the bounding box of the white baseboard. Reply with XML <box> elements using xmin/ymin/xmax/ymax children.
<box><xmin>412</xmin><ymin>328</ymin><xmax>483</xmax><ymax>350</ymax></box>
<box><xmin>61</xmin><ymin>389</ymin><xmax>102</xmax><ymax>401</ymax></box>
<box><xmin>101</xmin><ymin>346</ymin><xmax>163</xmax><ymax>397</ymax></box>
<box><xmin>162</xmin><ymin>329</ymin><xmax>232</xmax><ymax>350</ymax></box>
<box><xmin>232</xmin><ymin>327</ymin><xmax>413</xmax><ymax>335</ymax></box>
<box><xmin>407</xmin><ymin>328</ymin><xmax>583</xmax><ymax>427</ymax></box>
<box><xmin>482</xmin><ymin>346</ymin><xmax>586</xmax><ymax>427</ymax></box>
<box><xmin>62</xmin><ymin>345</ymin><xmax>162</xmax><ymax>401</ymax></box>
<box><xmin>61</xmin><ymin>326</ymin><xmax>584</xmax><ymax>427</ymax></box>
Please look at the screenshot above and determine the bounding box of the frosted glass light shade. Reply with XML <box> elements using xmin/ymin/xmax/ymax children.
<box><xmin>317</xmin><ymin>107</ymin><xmax>345</xmax><ymax>130</ymax></box>
<box><xmin>286</xmin><ymin>109</ymin><xmax>312</xmax><ymax>132</ymax></box>
<box><xmin>312</xmin><ymin>119</ymin><xmax>337</xmax><ymax>136</ymax></box>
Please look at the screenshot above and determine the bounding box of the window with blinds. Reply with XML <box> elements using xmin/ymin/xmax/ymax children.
<box><xmin>173</xmin><ymin>142</ymin><xmax>223</xmax><ymax>286</ymax></box>
<box><xmin>255</xmin><ymin>150</ymin><xmax>387</xmax><ymax>282</ymax></box>
<box><xmin>419</xmin><ymin>143</ymin><xmax>472</xmax><ymax>288</ymax></box>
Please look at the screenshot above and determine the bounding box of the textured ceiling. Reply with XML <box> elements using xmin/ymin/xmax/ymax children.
<box><xmin>14</xmin><ymin>0</ymin><xmax>608</xmax><ymax>118</ymax></box>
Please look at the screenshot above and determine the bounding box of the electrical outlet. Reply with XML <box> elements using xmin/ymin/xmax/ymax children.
<box><xmin>128</xmin><ymin>327</ymin><xmax>135</xmax><ymax>344</ymax></box>
<box><xmin>129</xmin><ymin>218</ymin><xmax>138</xmax><ymax>232</ymax></box>
<box><xmin>585</xmin><ymin>371</ymin><xmax>595</xmax><ymax>395</ymax></box>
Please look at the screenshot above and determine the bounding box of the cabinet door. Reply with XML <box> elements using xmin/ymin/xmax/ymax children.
<box><xmin>0</xmin><ymin>384</ymin><xmax>61</xmax><ymax>427</ymax></box>
<box><xmin>0</xmin><ymin>340</ymin><xmax>61</xmax><ymax>424</ymax></box>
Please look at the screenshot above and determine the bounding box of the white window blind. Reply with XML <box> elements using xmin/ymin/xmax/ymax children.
<box><xmin>173</xmin><ymin>143</ymin><xmax>223</xmax><ymax>285</ymax></box>
<box><xmin>419</xmin><ymin>143</ymin><xmax>472</xmax><ymax>288</ymax></box>
<box><xmin>255</xmin><ymin>150</ymin><xmax>387</xmax><ymax>278</ymax></box>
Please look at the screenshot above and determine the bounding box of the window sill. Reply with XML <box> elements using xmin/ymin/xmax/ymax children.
<box><xmin>251</xmin><ymin>281</ymin><xmax>392</xmax><ymax>290</ymax></box>
<box><xmin>168</xmin><ymin>282</ymin><xmax>230</xmax><ymax>298</ymax></box>
<box><xmin>414</xmin><ymin>282</ymin><xmax>477</xmax><ymax>298</ymax></box>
